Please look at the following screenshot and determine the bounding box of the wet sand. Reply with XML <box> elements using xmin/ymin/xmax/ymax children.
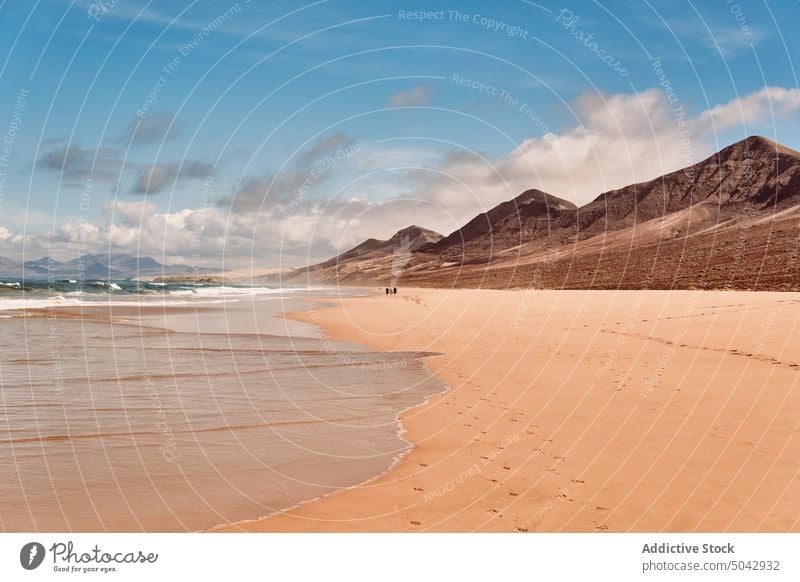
<box><xmin>226</xmin><ymin>288</ymin><xmax>800</xmax><ymax>532</ymax></box>
<box><xmin>0</xmin><ymin>294</ymin><xmax>445</xmax><ymax>531</ymax></box>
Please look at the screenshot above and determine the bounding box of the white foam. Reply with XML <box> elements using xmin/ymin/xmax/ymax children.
<box><xmin>0</xmin><ymin>295</ymin><xmax>83</xmax><ymax>311</ymax></box>
<box><xmin>167</xmin><ymin>286</ymin><xmax>284</xmax><ymax>297</ymax></box>
<box><xmin>0</xmin><ymin>286</ymin><xmax>329</xmax><ymax>311</ymax></box>
<box><xmin>0</xmin><ymin>295</ymin><xmax>236</xmax><ymax>311</ymax></box>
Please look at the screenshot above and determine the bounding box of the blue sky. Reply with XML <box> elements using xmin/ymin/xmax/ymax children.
<box><xmin>0</xmin><ymin>0</ymin><xmax>799</xmax><ymax>268</ymax></box>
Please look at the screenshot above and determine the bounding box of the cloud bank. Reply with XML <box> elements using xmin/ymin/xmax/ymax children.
<box><xmin>10</xmin><ymin>85</ymin><xmax>800</xmax><ymax>268</ymax></box>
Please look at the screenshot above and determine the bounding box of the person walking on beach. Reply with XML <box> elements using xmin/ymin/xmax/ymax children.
<box><xmin>393</xmin><ymin>287</ymin><xmax>397</xmax><ymax>295</ymax></box>
<box><xmin>385</xmin><ymin>288</ymin><xmax>390</xmax><ymax>295</ymax></box>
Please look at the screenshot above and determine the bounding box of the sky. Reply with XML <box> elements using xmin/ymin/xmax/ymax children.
<box><xmin>0</xmin><ymin>0</ymin><xmax>799</xmax><ymax>270</ymax></box>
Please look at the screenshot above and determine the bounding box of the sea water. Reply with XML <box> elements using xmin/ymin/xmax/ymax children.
<box><xmin>0</xmin><ymin>286</ymin><xmax>445</xmax><ymax>531</ymax></box>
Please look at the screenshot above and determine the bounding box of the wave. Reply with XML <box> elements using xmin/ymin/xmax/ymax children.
<box><xmin>166</xmin><ymin>285</ymin><xmax>283</xmax><ymax>297</ymax></box>
<box><xmin>0</xmin><ymin>278</ymin><xmax>323</xmax><ymax>311</ymax></box>
<box><xmin>0</xmin><ymin>295</ymin><xmax>239</xmax><ymax>312</ymax></box>
<box><xmin>0</xmin><ymin>295</ymin><xmax>84</xmax><ymax>311</ymax></box>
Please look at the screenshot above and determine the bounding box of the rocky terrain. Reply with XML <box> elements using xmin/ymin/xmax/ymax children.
<box><xmin>282</xmin><ymin>225</ymin><xmax>443</xmax><ymax>285</ymax></box>
<box><xmin>276</xmin><ymin>136</ymin><xmax>800</xmax><ymax>291</ymax></box>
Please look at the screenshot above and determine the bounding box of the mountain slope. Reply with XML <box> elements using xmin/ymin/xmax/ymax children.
<box><xmin>284</xmin><ymin>225</ymin><xmax>444</xmax><ymax>284</ymax></box>
<box><xmin>575</xmin><ymin>135</ymin><xmax>800</xmax><ymax>239</ymax></box>
<box><xmin>328</xmin><ymin>225</ymin><xmax>443</xmax><ymax>265</ymax></box>
<box><xmin>294</xmin><ymin>136</ymin><xmax>800</xmax><ymax>290</ymax></box>
<box><xmin>423</xmin><ymin>189</ymin><xmax>578</xmax><ymax>259</ymax></box>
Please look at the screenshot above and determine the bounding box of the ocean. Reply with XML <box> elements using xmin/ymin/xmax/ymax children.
<box><xmin>0</xmin><ymin>281</ymin><xmax>445</xmax><ymax>531</ymax></box>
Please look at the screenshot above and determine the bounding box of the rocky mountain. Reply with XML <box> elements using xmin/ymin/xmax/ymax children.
<box><xmin>424</xmin><ymin>136</ymin><xmax>800</xmax><ymax>259</ymax></box>
<box><xmin>422</xmin><ymin>189</ymin><xmax>578</xmax><ymax>259</ymax></box>
<box><xmin>573</xmin><ymin>135</ymin><xmax>800</xmax><ymax>239</ymax></box>
<box><xmin>292</xmin><ymin>136</ymin><xmax>800</xmax><ymax>291</ymax></box>
<box><xmin>0</xmin><ymin>253</ymin><xmax>204</xmax><ymax>280</ymax></box>
<box><xmin>282</xmin><ymin>225</ymin><xmax>444</xmax><ymax>285</ymax></box>
<box><xmin>330</xmin><ymin>225</ymin><xmax>443</xmax><ymax>264</ymax></box>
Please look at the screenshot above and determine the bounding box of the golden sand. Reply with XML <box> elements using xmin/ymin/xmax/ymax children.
<box><xmin>225</xmin><ymin>288</ymin><xmax>800</xmax><ymax>532</ymax></box>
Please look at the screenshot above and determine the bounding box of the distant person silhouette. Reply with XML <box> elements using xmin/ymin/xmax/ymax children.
<box><xmin>393</xmin><ymin>287</ymin><xmax>397</xmax><ymax>295</ymax></box>
<box><xmin>385</xmin><ymin>288</ymin><xmax>390</xmax><ymax>295</ymax></box>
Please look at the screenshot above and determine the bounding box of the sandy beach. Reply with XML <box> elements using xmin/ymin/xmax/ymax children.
<box><xmin>0</xmin><ymin>291</ymin><xmax>446</xmax><ymax>532</ymax></box>
<box><xmin>224</xmin><ymin>288</ymin><xmax>800</xmax><ymax>532</ymax></box>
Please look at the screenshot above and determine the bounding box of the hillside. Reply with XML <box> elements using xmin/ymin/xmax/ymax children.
<box><xmin>282</xmin><ymin>225</ymin><xmax>444</xmax><ymax>285</ymax></box>
<box><xmin>294</xmin><ymin>136</ymin><xmax>800</xmax><ymax>291</ymax></box>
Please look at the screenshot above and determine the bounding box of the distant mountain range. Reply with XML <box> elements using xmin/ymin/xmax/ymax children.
<box><xmin>0</xmin><ymin>253</ymin><xmax>205</xmax><ymax>280</ymax></box>
<box><xmin>273</xmin><ymin>136</ymin><xmax>800</xmax><ymax>291</ymax></box>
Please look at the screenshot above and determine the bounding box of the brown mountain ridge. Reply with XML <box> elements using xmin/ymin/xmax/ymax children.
<box><xmin>278</xmin><ymin>136</ymin><xmax>800</xmax><ymax>290</ymax></box>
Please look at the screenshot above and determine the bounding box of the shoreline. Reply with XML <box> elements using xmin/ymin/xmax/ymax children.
<box><xmin>23</xmin><ymin>290</ymin><xmax>457</xmax><ymax>533</ymax></box>
<box><xmin>209</xmin><ymin>345</ymin><xmax>451</xmax><ymax>534</ymax></box>
<box><xmin>1</xmin><ymin>290</ymin><xmax>448</xmax><ymax>532</ymax></box>
<box><xmin>208</xmin><ymin>294</ymin><xmax>453</xmax><ymax>532</ymax></box>
<box><xmin>220</xmin><ymin>287</ymin><xmax>800</xmax><ymax>532</ymax></box>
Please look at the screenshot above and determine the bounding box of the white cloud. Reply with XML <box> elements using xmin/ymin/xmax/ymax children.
<box><xmin>386</xmin><ymin>85</ymin><xmax>433</xmax><ymax>107</ymax></box>
<box><xmin>104</xmin><ymin>200</ymin><xmax>159</xmax><ymax>221</ymax></box>
<box><xmin>698</xmin><ymin>86</ymin><xmax>800</xmax><ymax>131</ymax></box>
<box><xmin>397</xmin><ymin>84</ymin><xmax>800</xmax><ymax>222</ymax></box>
<box><xmin>7</xmin><ymin>85</ymin><xmax>800</xmax><ymax>268</ymax></box>
<box><xmin>670</xmin><ymin>18</ymin><xmax>768</xmax><ymax>58</ymax></box>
